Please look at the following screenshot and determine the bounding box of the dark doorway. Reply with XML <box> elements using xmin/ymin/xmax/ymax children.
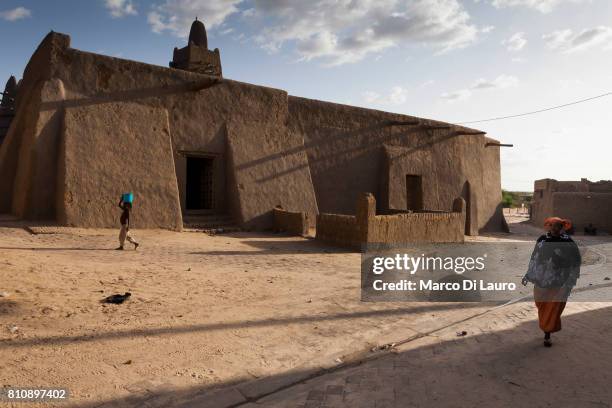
<box><xmin>406</xmin><ymin>175</ymin><xmax>423</xmax><ymax>211</ymax></box>
<box><xmin>461</xmin><ymin>181</ymin><xmax>473</xmax><ymax>235</ymax></box>
<box><xmin>186</xmin><ymin>157</ymin><xmax>214</xmax><ymax>210</ymax></box>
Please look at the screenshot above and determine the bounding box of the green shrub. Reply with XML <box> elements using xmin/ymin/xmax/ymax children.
<box><xmin>502</xmin><ymin>190</ymin><xmax>519</xmax><ymax>208</ymax></box>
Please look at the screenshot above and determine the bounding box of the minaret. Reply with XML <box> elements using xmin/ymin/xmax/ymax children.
<box><xmin>170</xmin><ymin>18</ymin><xmax>222</xmax><ymax>77</ymax></box>
<box><xmin>188</xmin><ymin>18</ymin><xmax>208</xmax><ymax>48</ymax></box>
<box><xmin>0</xmin><ymin>75</ymin><xmax>18</xmax><ymax>145</ymax></box>
<box><xmin>1</xmin><ymin>76</ymin><xmax>17</xmax><ymax>108</ymax></box>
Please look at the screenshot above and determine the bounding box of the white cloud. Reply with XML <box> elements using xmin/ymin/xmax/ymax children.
<box><xmin>363</xmin><ymin>91</ymin><xmax>382</xmax><ymax>103</ymax></box>
<box><xmin>363</xmin><ymin>86</ymin><xmax>409</xmax><ymax>105</ymax></box>
<box><xmin>558</xmin><ymin>78</ymin><xmax>585</xmax><ymax>90</ymax></box>
<box><xmin>388</xmin><ymin>86</ymin><xmax>409</xmax><ymax>104</ymax></box>
<box><xmin>481</xmin><ymin>25</ymin><xmax>495</xmax><ymax>34</ymax></box>
<box><xmin>105</xmin><ymin>0</ymin><xmax>137</xmax><ymax>18</ymax></box>
<box><xmin>0</xmin><ymin>6</ymin><xmax>31</xmax><ymax>21</ymax></box>
<box><xmin>441</xmin><ymin>89</ymin><xmax>472</xmax><ymax>101</ymax></box>
<box><xmin>148</xmin><ymin>0</ymin><xmax>241</xmax><ymax>37</ymax></box>
<box><xmin>442</xmin><ymin>74</ymin><xmax>518</xmax><ymax>101</ymax></box>
<box><xmin>491</xmin><ymin>0</ymin><xmax>587</xmax><ymax>13</ymax></box>
<box><xmin>503</xmin><ymin>32</ymin><xmax>527</xmax><ymax>51</ymax></box>
<box><xmin>543</xmin><ymin>26</ymin><xmax>612</xmax><ymax>52</ymax></box>
<box><xmin>148</xmin><ymin>0</ymin><xmax>481</xmax><ymax>65</ymax></box>
<box><xmin>241</xmin><ymin>8</ymin><xmax>257</xmax><ymax>18</ymax></box>
<box><xmin>256</xmin><ymin>0</ymin><xmax>480</xmax><ymax>65</ymax></box>
<box><xmin>542</xmin><ymin>29</ymin><xmax>573</xmax><ymax>50</ymax></box>
<box><xmin>471</xmin><ymin>74</ymin><xmax>518</xmax><ymax>89</ymax></box>
<box><xmin>420</xmin><ymin>79</ymin><xmax>436</xmax><ymax>88</ymax></box>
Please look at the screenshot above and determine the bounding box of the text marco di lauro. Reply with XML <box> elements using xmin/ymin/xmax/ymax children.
<box><xmin>372</xmin><ymin>279</ymin><xmax>517</xmax><ymax>291</ymax></box>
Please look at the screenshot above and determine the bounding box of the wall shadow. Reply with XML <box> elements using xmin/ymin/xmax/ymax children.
<box><xmin>252</xmin><ymin>127</ymin><xmax>463</xmax><ymax>186</ymax></box>
<box><xmin>191</xmin><ymin>238</ymin><xmax>353</xmax><ymax>255</ymax></box>
<box><xmin>62</xmin><ymin>305</ymin><xmax>612</xmax><ymax>407</ymax></box>
<box><xmin>0</xmin><ymin>303</ymin><xmax>486</xmax><ymax>350</ymax></box>
<box><xmin>39</xmin><ymin>80</ymin><xmax>221</xmax><ymax>112</ymax></box>
<box><xmin>480</xmin><ymin>202</ymin><xmax>509</xmax><ymax>234</ymax></box>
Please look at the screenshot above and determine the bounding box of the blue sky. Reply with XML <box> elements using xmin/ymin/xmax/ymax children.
<box><xmin>1</xmin><ymin>0</ymin><xmax>611</xmax><ymax>191</ymax></box>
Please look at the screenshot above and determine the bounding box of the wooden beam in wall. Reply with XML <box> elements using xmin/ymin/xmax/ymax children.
<box><xmin>421</xmin><ymin>124</ymin><xmax>452</xmax><ymax>130</ymax></box>
<box><xmin>455</xmin><ymin>130</ymin><xmax>486</xmax><ymax>136</ymax></box>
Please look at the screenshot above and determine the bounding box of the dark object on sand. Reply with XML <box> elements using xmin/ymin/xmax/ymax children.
<box><xmin>102</xmin><ymin>292</ymin><xmax>131</xmax><ymax>304</ymax></box>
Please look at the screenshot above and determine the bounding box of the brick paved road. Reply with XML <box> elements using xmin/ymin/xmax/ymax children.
<box><xmin>252</xmin><ymin>297</ymin><xmax>612</xmax><ymax>408</ymax></box>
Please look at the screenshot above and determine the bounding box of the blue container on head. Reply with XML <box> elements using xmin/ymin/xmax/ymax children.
<box><xmin>122</xmin><ymin>192</ymin><xmax>134</xmax><ymax>204</ymax></box>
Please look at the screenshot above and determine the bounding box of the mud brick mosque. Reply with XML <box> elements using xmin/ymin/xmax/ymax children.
<box><xmin>0</xmin><ymin>19</ymin><xmax>507</xmax><ymax>239</ymax></box>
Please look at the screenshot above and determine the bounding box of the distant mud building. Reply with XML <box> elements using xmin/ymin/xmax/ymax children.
<box><xmin>531</xmin><ymin>178</ymin><xmax>612</xmax><ymax>233</ymax></box>
<box><xmin>0</xmin><ymin>20</ymin><xmax>506</xmax><ymax>238</ymax></box>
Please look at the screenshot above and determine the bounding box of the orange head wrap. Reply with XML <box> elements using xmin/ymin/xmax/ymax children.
<box><xmin>544</xmin><ymin>217</ymin><xmax>572</xmax><ymax>231</ymax></box>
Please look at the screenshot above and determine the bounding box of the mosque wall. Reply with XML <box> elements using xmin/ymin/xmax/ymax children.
<box><xmin>288</xmin><ymin>96</ymin><xmax>505</xmax><ymax>234</ymax></box>
<box><xmin>57</xmin><ymin>102</ymin><xmax>182</xmax><ymax>229</ymax></box>
<box><xmin>0</xmin><ymin>30</ymin><xmax>505</xmax><ymax>234</ymax></box>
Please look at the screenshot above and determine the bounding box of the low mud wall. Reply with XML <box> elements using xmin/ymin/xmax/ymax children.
<box><xmin>368</xmin><ymin>212</ymin><xmax>465</xmax><ymax>244</ymax></box>
<box><xmin>273</xmin><ymin>207</ymin><xmax>309</xmax><ymax>236</ymax></box>
<box><xmin>316</xmin><ymin>213</ymin><xmax>361</xmax><ymax>248</ymax></box>
<box><xmin>316</xmin><ymin>193</ymin><xmax>465</xmax><ymax>250</ymax></box>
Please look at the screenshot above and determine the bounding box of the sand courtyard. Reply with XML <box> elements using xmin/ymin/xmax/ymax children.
<box><xmin>1</xmin><ymin>215</ymin><xmax>611</xmax><ymax>407</ymax></box>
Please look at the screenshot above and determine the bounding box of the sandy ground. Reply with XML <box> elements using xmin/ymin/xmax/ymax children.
<box><xmin>1</xmin><ymin>215</ymin><xmax>610</xmax><ymax>407</ymax></box>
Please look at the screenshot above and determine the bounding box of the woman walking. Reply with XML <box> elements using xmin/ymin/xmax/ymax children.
<box><xmin>522</xmin><ymin>217</ymin><xmax>581</xmax><ymax>347</ymax></box>
<box><xmin>116</xmin><ymin>196</ymin><xmax>139</xmax><ymax>251</ymax></box>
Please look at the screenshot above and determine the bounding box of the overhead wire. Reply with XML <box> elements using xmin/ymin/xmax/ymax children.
<box><xmin>457</xmin><ymin>91</ymin><xmax>612</xmax><ymax>125</ymax></box>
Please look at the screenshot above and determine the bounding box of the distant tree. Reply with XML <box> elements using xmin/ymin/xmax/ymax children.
<box><xmin>502</xmin><ymin>190</ymin><xmax>520</xmax><ymax>208</ymax></box>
